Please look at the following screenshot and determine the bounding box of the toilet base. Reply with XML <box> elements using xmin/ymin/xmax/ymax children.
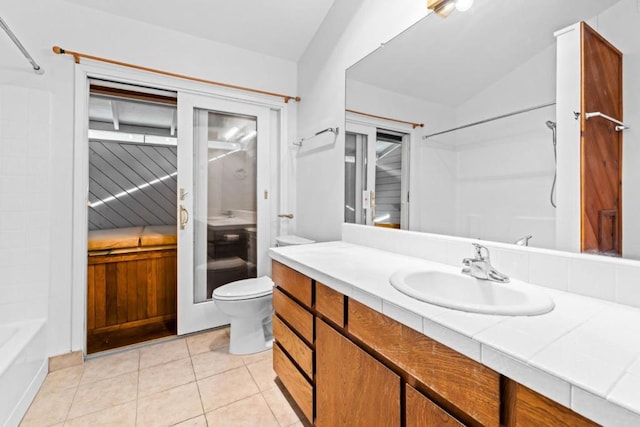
<box><xmin>228</xmin><ymin>315</ymin><xmax>273</xmax><ymax>355</ymax></box>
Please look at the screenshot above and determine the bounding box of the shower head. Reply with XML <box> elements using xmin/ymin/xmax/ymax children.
<box><xmin>546</xmin><ymin>120</ymin><xmax>556</xmax><ymax>130</ymax></box>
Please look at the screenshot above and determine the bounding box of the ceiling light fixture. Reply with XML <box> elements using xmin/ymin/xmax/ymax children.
<box><xmin>427</xmin><ymin>0</ymin><xmax>473</xmax><ymax>17</ymax></box>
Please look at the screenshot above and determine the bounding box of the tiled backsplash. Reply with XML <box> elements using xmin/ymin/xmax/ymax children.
<box><xmin>0</xmin><ymin>85</ymin><xmax>51</xmax><ymax>323</ymax></box>
<box><xmin>342</xmin><ymin>224</ymin><xmax>640</xmax><ymax>310</ymax></box>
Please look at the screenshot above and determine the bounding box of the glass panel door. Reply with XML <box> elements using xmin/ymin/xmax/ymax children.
<box><xmin>177</xmin><ymin>93</ymin><xmax>271</xmax><ymax>335</ymax></box>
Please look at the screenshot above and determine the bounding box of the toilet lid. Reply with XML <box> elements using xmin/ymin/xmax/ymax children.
<box><xmin>213</xmin><ymin>276</ymin><xmax>274</xmax><ymax>300</ymax></box>
<box><xmin>276</xmin><ymin>235</ymin><xmax>315</xmax><ymax>245</ymax></box>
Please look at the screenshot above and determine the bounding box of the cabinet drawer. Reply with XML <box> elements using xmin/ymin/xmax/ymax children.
<box><xmin>274</xmin><ymin>343</ymin><xmax>313</xmax><ymax>423</ymax></box>
<box><xmin>273</xmin><ymin>287</ymin><xmax>314</xmax><ymax>344</ymax></box>
<box><xmin>315</xmin><ymin>282</ymin><xmax>345</xmax><ymax>328</ymax></box>
<box><xmin>273</xmin><ymin>315</ymin><xmax>313</xmax><ymax>378</ymax></box>
<box><xmin>272</xmin><ymin>261</ymin><xmax>313</xmax><ymax>308</ymax></box>
<box><xmin>406</xmin><ymin>384</ymin><xmax>463</xmax><ymax>427</ymax></box>
<box><xmin>348</xmin><ymin>299</ymin><xmax>500</xmax><ymax>427</ymax></box>
<box><xmin>503</xmin><ymin>380</ymin><xmax>598</xmax><ymax>427</ymax></box>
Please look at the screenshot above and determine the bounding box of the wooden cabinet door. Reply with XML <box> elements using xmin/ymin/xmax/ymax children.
<box><xmin>581</xmin><ymin>22</ymin><xmax>623</xmax><ymax>255</ymax></box>
<box><xmin>315</xmin><ymin>318</ymin><xmax>401</xmax><ymax>426</ymax></box>
<box><xmin>406</xmin><ymin>384</ymin><xmax>463</xmax><ymax>427</ymax></box>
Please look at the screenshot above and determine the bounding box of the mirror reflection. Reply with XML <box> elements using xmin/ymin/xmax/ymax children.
<box><xmin>346</xmin><ymin>0</ymin><xmax>640</xmax><ymax>260</ymax></box>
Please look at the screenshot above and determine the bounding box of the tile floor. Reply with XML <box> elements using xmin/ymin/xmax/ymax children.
<box><xmin>20</xmin><ymin>328</ymin><xmax>307</xmax><ymax>427</ymax></box>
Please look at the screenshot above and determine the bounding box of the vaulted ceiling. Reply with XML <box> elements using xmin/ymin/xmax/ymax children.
<box><xmin>62</xmin><ymin>0</ymin><xmax>336</xmax><ymax>61</ymax></box>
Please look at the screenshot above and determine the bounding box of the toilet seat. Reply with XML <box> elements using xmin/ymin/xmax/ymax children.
<box><xmin>213</xmin><ymin>276</ymin><xmax>274</xmax><ymax>301</ymax></box>
<box><xmin>276</xmin><ymin>235</ymin><xmax>315</xmax><ymax>246</ymax></box>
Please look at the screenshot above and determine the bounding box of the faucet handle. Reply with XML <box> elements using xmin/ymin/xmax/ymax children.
<box><xmin>472</xmin><ymin>243</ymin><xmax>490</xmax><ymax>261</ymax></box>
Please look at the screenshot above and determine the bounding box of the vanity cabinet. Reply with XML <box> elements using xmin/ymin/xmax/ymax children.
<box><xmin>503</xmin><ymin>380</ymin><xmax>598</xmax><ymax>427</ymax></box>
<box><xmin>316</xmin><ymin>318</ymin><xmax>401</xmax><ymax>426</ymax></box>
<box><xmin>272</xmin><ymin>261</ymin><xmax>314</xmax><ymax>423</ymax></box>
<box><xmin>271</xmin><ymin>261</ymin><xmax>598</xmax><ymax>426</ymax></box>
<box><xmin>349</xmin><ymin>299</ymin><xmax>500</xmax><ymax>426</ymax></box>
<box><xmin>406</xmin><ymin>384</ymin><xmax>463</xmax><ymax>427</ymax></box>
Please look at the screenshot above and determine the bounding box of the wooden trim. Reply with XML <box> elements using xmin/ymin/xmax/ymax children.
<box><xmin>346</xmin><ymin>108</ymin><xmax>424</xmax><ymax>129</ymax></box>
<box><xmin>53</xmin><ymin>45</ymin><xmax>300</xmax><ymax>103</ymax></box>
<box><xmin>88</xmin><ymin>314</ymin><xmax>176</xmax><ymax>335</ymax></box>
<box><xmin>90</xmin><ymin>84</ymin><xmax>177</xmax><ymax>105</ymax></box>
<box><xmin>579</xmin><ymin>22</ymin><xmax>623</xmax><ymax>255</ymax></box>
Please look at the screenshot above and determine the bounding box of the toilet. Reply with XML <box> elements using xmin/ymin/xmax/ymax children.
<box><xmin>213</xmin><ymin>276</ymin><xmax>274</xmax><ymax>355</ymax></box>
<box><xmin>213</xmin><ymin>235</ymin><xmax>315</xmax><ymax>355</ymax></box>
<box><xmin>276</xmin><ymin>235</ymin><xmax>315</xmax><ymax>246</ymax></box>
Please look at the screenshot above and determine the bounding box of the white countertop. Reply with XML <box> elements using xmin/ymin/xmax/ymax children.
<box><xmin>269</xmin><ymin>241</ymin><xmax>640</xmax><ymax>426</ymax></box>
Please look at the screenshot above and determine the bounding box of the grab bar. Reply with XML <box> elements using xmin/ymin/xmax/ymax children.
<box><xmin>585</xmin><ymin>112</ymin><xmax>629</xmax><ymax>131</ymax></box>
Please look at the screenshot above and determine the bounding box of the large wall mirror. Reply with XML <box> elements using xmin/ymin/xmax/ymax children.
<box><xmin>345</xmin><ymin>0</ymin><xmax>640</xmax><ymax>260</ymax></box>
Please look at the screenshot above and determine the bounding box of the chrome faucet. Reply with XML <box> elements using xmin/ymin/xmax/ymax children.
<box><xmin>514</xmin><ymin>235</ymin><xmax>533</xmax><ymax>246</ymax></box>
<box><xmin>462</xmin><ymin>243</ymin><xmax>510</xmax><ymax>283</ymax></box>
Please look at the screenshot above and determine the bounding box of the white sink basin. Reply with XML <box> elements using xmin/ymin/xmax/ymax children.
<box><xmin>389</xmin><ymin>269</ymin><xmax>554</xmax><ymax>316</ymax></box>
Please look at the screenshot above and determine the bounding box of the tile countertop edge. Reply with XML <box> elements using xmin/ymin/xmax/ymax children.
<box><xmin>269</xmin><ymin>245</ymin><xmax>640</xmax><ymax>427</ymax></box>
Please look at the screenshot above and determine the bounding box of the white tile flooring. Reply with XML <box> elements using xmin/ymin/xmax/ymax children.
<box><xmin>20</xmin><ymin>328</ymin><xmax>306</xmax><ymax>426</ymax></box>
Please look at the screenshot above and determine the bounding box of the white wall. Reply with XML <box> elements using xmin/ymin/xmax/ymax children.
<box><xmin>296</xmin><ymin>0</ymin><xmax>428</xmax><ymax>242</ymax></box>
<box><xmin>0</xmin><ymin>86</ymin><xmax>51</xmax><ymax>324</ymax></box>
<box><xmin>452</xmin><ymin>45</ymin><xmax>557</xmax><ymax>248</ymax></box>
<box><xmin>0</xmin><ymin>0</ymin><xmax>297</xmax><ymax>356</ymax></box>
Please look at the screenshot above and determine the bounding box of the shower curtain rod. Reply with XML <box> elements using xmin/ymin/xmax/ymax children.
<box><xmin>422</xmin><ymin>102</ymin><xmax>556</xmax><ymax>140</ymax></box>
<box><xmin>52</xmin><ymin>46</ymin><xmax>300</xmax><ymax>103</ymax></box>
<box><xmin>0</xmin><ymin>16</ymin><xmax>43</xmax><ymax>74</ymax></box>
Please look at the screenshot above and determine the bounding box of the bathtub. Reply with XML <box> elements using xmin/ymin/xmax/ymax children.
<box><xmin>0</xmin><ymin>319</ymin><xmax>47</xmax><ymax>427</ymax></box>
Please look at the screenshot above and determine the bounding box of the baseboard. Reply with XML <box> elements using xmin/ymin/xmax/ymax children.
<box><xmin>48</xmin><ymin>350</ymin><xmax>83</xmax><ymax>372</ymax></box>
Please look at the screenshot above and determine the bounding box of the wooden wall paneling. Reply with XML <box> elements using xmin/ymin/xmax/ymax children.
<box><xmin>348</xmin><ymin>299</ymin><xmax>500</xmax><ymax>427</ymax></box>
<box><xmin>127</xmin><ymin>261</ymin><xmax>138</xmax><ymax>322</ymax></box>
<box><xmin>87</xmin><ymin>249</ymin><xmax>177</xmax><ymax>353</ymax></box>
<box><xmin>87</xmin><ymin>265</ymin><xmax>96</xmax><ymax>330</ymax></box>
<box><xmin>273</xmin><ymin>287</ymin><xmax>314</xmax><ymax>344</ymax></box>
<box><xmin>168</xmin><ymin>254</ymin><xmax>177</xmax><ymax>313</ymax></box>
<box><xmin>105</xmin><ymin>263</ymin><xmax>118</xmax><ymax>326</ymax></box>
<box><xmin>271</xmin><ymin>261</ymin><xmax>313</xmax><ymax>307</ymax></box>
<box><xmin>580</xmin><ymin>22</ymin><xmax>623</xmax><ymax>255</ymax></box>
<box><xmin>316</xmin><ymin>318</ymin><xmax>401</xmax><ymax>427</ymax></box>
<box><xmin>406</xmin><ymin>384</ymin><xmax>463</xmax><ymax>427</ymax></box>
<box><xmin>94</xmin><ymin>264</ymin><xmax>106</xmax><ymax>328</ymax></box>
<box><xmin>116</xmin><ymin>262</ymin><xmax>128</xmax><ymax>324</ymax></box>
<box><xmin>137</xmin><ymin>259</ymin><xmax>148</xmax><ymax>320</ymax></box>
<box><xmin>273</xmin><ymin>343</ymin><xmax>314</xmax><ymax>422</ymax></box>
<box><xmin>147</xmin><ymin>258</ymin><xmax>158</xmax><ymax>317</ymax></box>
<box><xmin>156</xmin><ymin>256</ymin><xmax>167</xmax><ymax>315</ymax></box>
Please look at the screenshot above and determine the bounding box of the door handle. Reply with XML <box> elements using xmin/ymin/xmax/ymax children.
<box><xmin>179</xmin><ymin>205</ymin><xmax>189</xmax><ymax>230</ymax></box>
<box><xmin>278</xmin><ymin>213</ymin><xmax>294</xmax><ymax>219</ymax></box>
